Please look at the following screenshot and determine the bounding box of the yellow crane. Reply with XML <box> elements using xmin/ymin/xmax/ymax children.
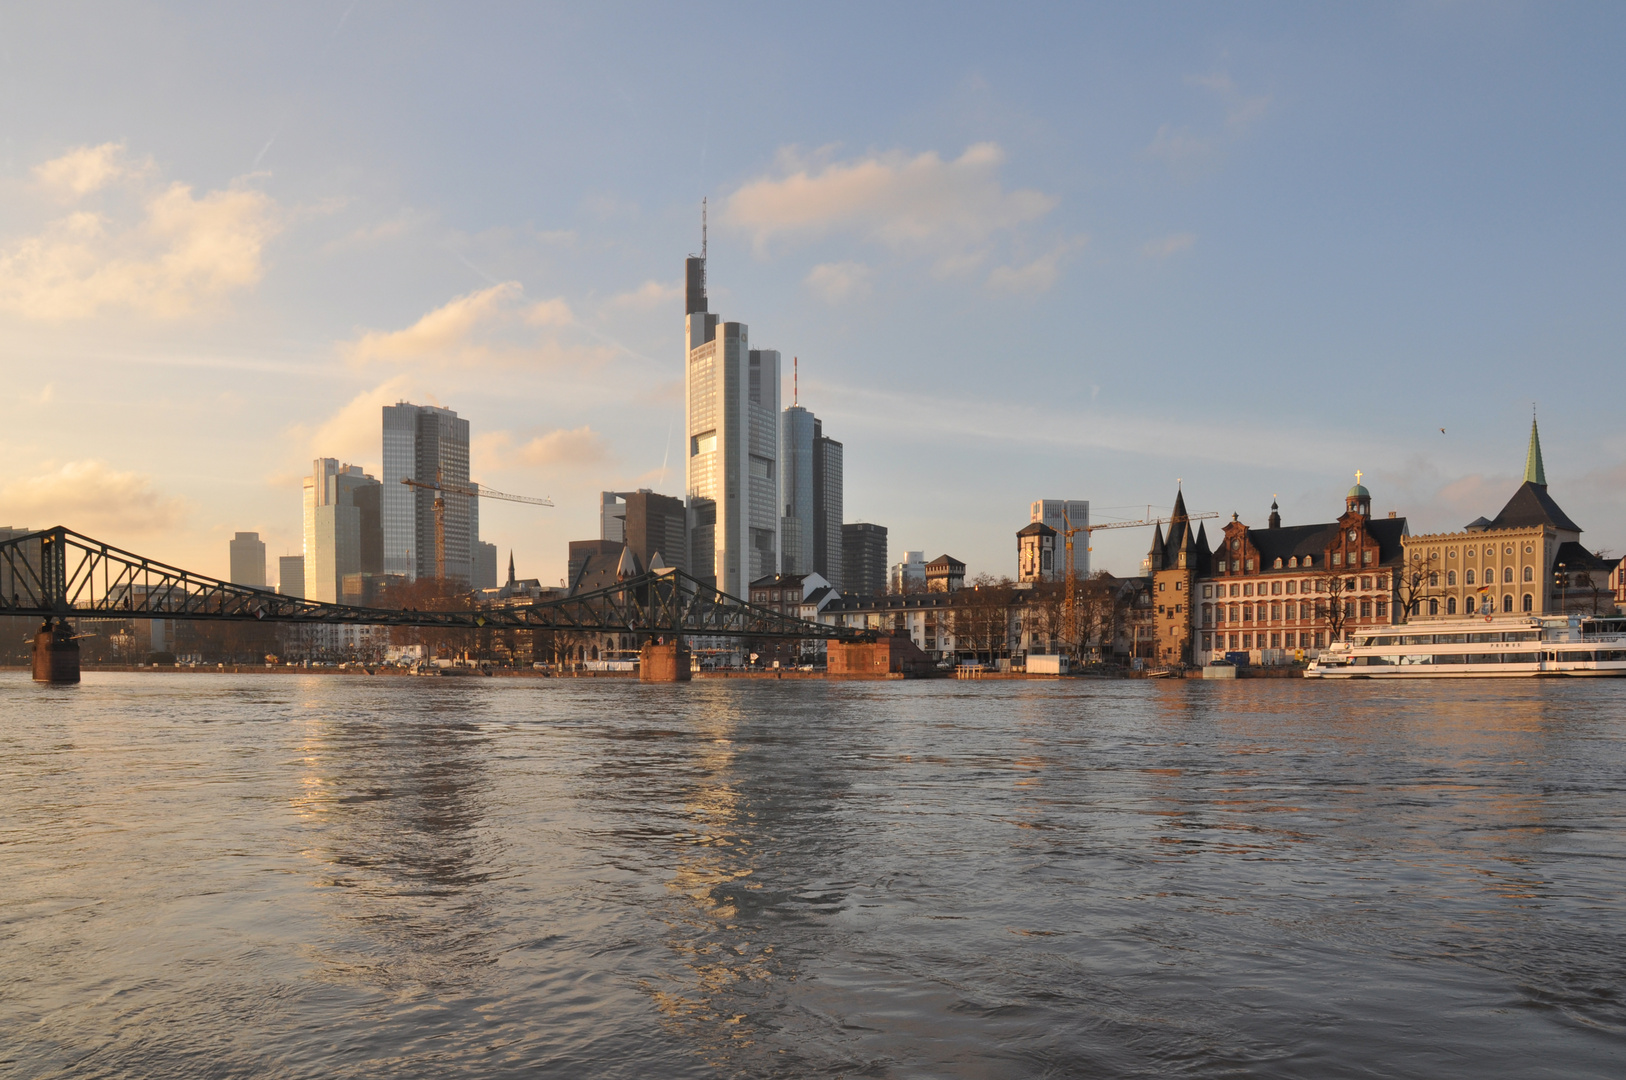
<box><xmin>1060</xmin><ymin>507</ymin><xmax>1220</xmax><ymax>653</ymax></box>
<box><xmin>401</xmin><ymin>471</ymin><xmax>553</xmax><ymax>582</ymax></box>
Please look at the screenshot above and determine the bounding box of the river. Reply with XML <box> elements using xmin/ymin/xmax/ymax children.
<box><xmin>2</xmin><ymin>673</ymin><xmax>1623</xmax><ymax>1078</ymax></box>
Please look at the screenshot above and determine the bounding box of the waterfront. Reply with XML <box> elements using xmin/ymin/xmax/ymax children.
<box><xmin>2</xmin><ymin>674</ymin><xmax>1623</xmax><ymax>1078</ymax></box>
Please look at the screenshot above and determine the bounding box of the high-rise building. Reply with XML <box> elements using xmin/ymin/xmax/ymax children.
<box><xmin>278</xmin><ymin>555</ymin><xmax>305</xmax><ymax>598</ymax></box>
<box><xmin>685</xmin><ymin>251</ymin><xmax>780</xmax><ymax>595</ymax></box>
<box><xmin>1030</xmin><ymin>500</ymin><xmax>1090</xmax><ymax>580</ymax></box>
<box><xmin>781</xmin><ymin>406</ymin><xmax>844</xmax><ymax>589</ymax></box>
<box><xmin>890</xmin><ymin>550</ymin><xmax>926</xmax><ymax>593</ymax></box>
<box><xmin>599</xmin><ymin>490</ymin><xmax>688</xmax><ymax>574</ymax></box>
<box><xmin>600</xmin><ymin>492</ymin><xmax>627</xmax><ymax>543</ymax></box>
<box><xmin>473</xmin><ymin>540</ymin><xmax>499</xmax><ymax>591</ymax></box>
<box><xmin>303</xmin><ymin>458</ymin><xmax>383</xmax><ymax>604</ymax></box>
<box><xmin>842</xmin><ymin>522</ymin><xmax>887</xmax><ymax>596</ymax></box>
<box><xmin>382</xmin><ymin>402</ymin><xmax>473</xmax><ymax>583</ymax></box>
<box><xmin>229</xmin><ymin>532</ymin><xmax>266</xmax><ymax>588</ymax></box>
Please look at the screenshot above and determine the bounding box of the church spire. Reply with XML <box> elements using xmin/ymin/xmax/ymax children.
<box><xmin>507</xmin><ymin>550</ymin><xmax>516</xmax><ymax>586</ymax></box>
<box><xmin>1524</xmin><ymin>413</ymin><xmax>1547</xmax><ymax>486</ymax></box>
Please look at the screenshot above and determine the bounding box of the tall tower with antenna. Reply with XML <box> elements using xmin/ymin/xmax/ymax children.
<box><xmin>684</xmin><ymin>199</ymin><xmax>781</xmax><ymax>595</ymax></box>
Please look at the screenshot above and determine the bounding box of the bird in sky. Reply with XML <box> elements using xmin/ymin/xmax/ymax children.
<box><xmin>1440</xmin><ymin>428</ymin><xmax>1446</xmax><ymax>434</ymax></box>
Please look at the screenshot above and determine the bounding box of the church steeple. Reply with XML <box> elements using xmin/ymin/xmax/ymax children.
<box><xmin>1524</xmin><ymin>414</ymin><xmax>1547</xmax><ymax>486</ymax></box>
<box><xmin>507</xmin><ymin>550</ymin><xmax>516</xmax><ymax>587</ymax></box>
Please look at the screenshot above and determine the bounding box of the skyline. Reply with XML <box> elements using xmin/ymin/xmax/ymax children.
<box><xmin>2</xmin><ymin>4</ymin><xmax>1625</xmax><ymax>585</ymax></box>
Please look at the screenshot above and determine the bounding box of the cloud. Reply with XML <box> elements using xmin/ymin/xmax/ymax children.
<box><xmin>0</xmin><ymin>460</ymin><xmax>187</xmax><ymax>536</ymax></box>
<box><xmin>986</xmin><ymin>239</ymin><xmax>1083</xmax><ymax>295</ymax></box>
<box><xmin>1146</xmin><ymin>73</ymin><xmax>1271</xmax><ymax>178</ymax></box>
<box><xmin>723</xmin><ymin>143</ymin><xmax>1055</xmax><ymax>258</ymax></box>
<box><xmin>0</xmin><ymin>145</ymin><xmax>280</xmax><ymax>320</ymax></box>
<box><xmin>805</xmin><ymin>261</ymin><xmax>874</xmax><ymax>303</ymax></box>
<box><xmin>1142</xmin><ymin>232</ymin><xmax>1197</xmax><ymax>259</ymax></box>
<box><xmin>345</xmin><ymin>283</ymin><xmax>593</xmax><ymax>369</ymax></box>
<box><xmin>296</xmin><ymin>375</ymin><xmax>423</xmax><ymax>468</ymax></box>
<box><xmin>32</xmin><ymin>142</ymin><xmax>153</xmax><ymax>199</ymax></box>
<box><xmin>475</xmin><ymin>426</ymin><xmax>610</xmax><ymax>472</ymax></box>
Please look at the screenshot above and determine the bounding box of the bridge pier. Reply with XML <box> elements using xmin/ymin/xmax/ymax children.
<box><xmin>827</xmin><ymin>636</ymin><xmax>934</xmax><ymax>677</ymax></box>
<box><xmin>33</xmin><ymin>619</ymin><xmax>81</xmax><ymax>684</ymax></box>
<box><xmin>640</xmin><ymin>640</ymin><xmax>691</xmax><ymax>682</ymax></box>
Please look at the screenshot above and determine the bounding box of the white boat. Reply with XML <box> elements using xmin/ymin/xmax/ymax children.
<box><xmin>1304</xmin><ymin>615</ymin><xmax>1626</xmax><ymax>678</ymax></box>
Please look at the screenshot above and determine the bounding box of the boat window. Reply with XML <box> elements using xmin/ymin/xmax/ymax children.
<box><xmin>1503</xmin><ymin>652</ymin><xmax>1540</xmax><ymax>664</ymax></box>
<box><xmin>1434</xmin><ymin>654</ymin><xmax>1466</xmax><ymax>665</ymax></box>
<box><xmin>1469</xmin><ymin>633</ymin><xmax>1499</xmax><ymax>643</ymax></box>
<box><xmin>1466</xmin><ymin>653</ymin><xmax>1500</xmax><ymax>664</ymax></box>
<box><xmin>1373</xmin><ymin>636</ymin><xmax>1398</xmax><ymax>645</ymax></box>
<box><xmin>1402</xmin><ymin>635</ymin><xmax>1433</xmax><ymax>645</ymax></box>
<box><xmin>1401</xmin><ymin>654</ymin><xmax>1433</xmax><ymax>665</ymax></box>
<box><xmin>1597</xmin><ymin>650</ymin><xmax>1626</xmax><ymax>661</ymax></box>
<box><xmin>1505</xmin><ymin>631</ymin><xmax>1538</xmax><ymax>641</ymax></box>
<box><xmin>1435</xmin><ymin>633</ymin><xmax>1467</xmax><ymax>644</ymax></box>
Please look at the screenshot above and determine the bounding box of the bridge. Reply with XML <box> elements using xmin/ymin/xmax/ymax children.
<box><xmin>2</xmin><ymin>527</ymin><xmax>877</xmax><ymax>683</ymax></box>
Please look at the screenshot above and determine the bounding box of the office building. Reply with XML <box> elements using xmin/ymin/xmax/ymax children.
<box><xmin>278</xmin><ymin>555</ymin><xmax>305</xmax><ymax>598</ymax></box>
<box><xmin>473</xmin><ymin>541</ymin><xmax>499</xmax><ymax>591</ymax></box>
<box><xmin>229</xmin><ymin>532</ymin><xmax>266</xmax><ymax>588</ymax></box>
<box><xmin>382</xmin><ymin>402</ymin><xmax>474</xmax><ymax>583</ymax></box>
<box><xmin>1030</xmin><ymin>500</ymin><xmax>1090</xmax><ymax>580</ymax></box>
<box><xmin>842</xmin><ymin>522</ymin><xmax>887</xmax><ymax>597</ymax></box>
<box><xmin>781</xmin><ymin>405</ymin><xmax>844</xmax><ymax>589</ymax></box>
<box><xmin>600</xmin><ymin>489</ymin><xmax>688</xmax><ymax>574</ymax></box>
<box><xmin>685</xmin><ymin>250</ymin><xmax>780</xmax><ymax>595</ymax></box>
<box><xmin>890</xmin><ymin>550</ymin><xmax>926</xmax><ymax>593</ymax></box>
<box><xmin>303</xmin><ymin>458</ymin><xmax>383</xmax><ymax>604</ymax></box>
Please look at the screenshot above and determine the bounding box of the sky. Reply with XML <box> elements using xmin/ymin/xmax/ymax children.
<box><xmin>2</xmin><ymin>2</ymin><xmax>1624</xmax><ymax>586</ymax></box>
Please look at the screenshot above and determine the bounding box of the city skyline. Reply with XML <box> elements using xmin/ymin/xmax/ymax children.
<box><xmin>1</xmin><ymin>6</ymin><xmax>1624</xmax><ymax>586</ymax></box>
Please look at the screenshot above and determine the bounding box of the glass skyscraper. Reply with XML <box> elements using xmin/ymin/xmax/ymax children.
<box><xmin>382</xmin><ymin>402</ymin><xmax>474</xmax><ymax>584</ymax></box>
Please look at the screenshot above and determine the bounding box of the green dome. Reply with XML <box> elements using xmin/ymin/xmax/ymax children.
<box><xmin>1347</xmin><ymin>483</ymin><xmax>1369</xmax><ymax>498</ymax></box>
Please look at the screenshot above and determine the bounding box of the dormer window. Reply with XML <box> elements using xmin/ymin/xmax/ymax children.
<box><xmin>1303</xmin><ymin>556</ymin><xmax>1313</xmax><ymax>568</ymax></box>
<box><xmin>1273</xmin><ymin>558</ymin><xmax>1283</xmax><ymax>569</ymax></box>
<box><xmin>1289</xmin><ymin>557</ymin><xmax>1298</xmax><ymax>568</ymax></box>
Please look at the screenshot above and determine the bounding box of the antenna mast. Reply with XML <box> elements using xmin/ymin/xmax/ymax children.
<box><xmin>794</xmin><ymin>356</ymin><xmax>798</xmax><ymax>406</ymax></box>
<box><xmin>700</xmin><ymin>196</ymin><xmax>707</xmax><ymax>295</ymax></box>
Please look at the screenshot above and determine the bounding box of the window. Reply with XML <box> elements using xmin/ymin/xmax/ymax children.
<box><xmin>1289</xmin><ymin>557</ymin><xmax>1298</xmax><ymax>568</ymax></box>
<box><xmin>1427</xmin><ymin>572</ymin><xmax>1437</xmax><ymax>587</ymax></box>
<box><xmin>1230</xmin><ymin>584</ymin><xmax>1240</xmax><ymax>597</ymax></box>
<box><xmin>1363</xmin><ymin>550</ymin><xmax>1373</xmax><ymax>565</ymax></box>
<box><xmin>1333</xmin><ymin>553</ymin><xmax>1343</xmax><ymax>566</ymax></box>
<box><xmin>1522</xmin><ymin>593</ymin><xmax>1533</xmax><ymax>612</ymax></box>
<box><xmin>1245</xmin><ymin>559</ymin><xmax>1254</xmax><ymax>571</ymax></box>
<box><xmin>1316</xmin><ymin>632</ymin><xmax>1327</xmax><ymax>648</ymax></box>
<box><xmin>1304</xmin><ymin>556</ymin><xmax>1314</xmax><ymax>568</ymax></box>
<box><xmin>1503</xmin><ymin>567</ymin><xmax>1514</xmax><ymax>584</ymax></box>
<box><xmin>1360</xmin><ymin>600</ymin><xmax>1373</xmax><ymax>618</ymax></box>
<box><xmin>1447</xmin><ymin>597</ymin><xmax>1457</xmax><ymax>614</ymax></box>
<box><xmin>1273</xmin><ymin>558</ymin><xmax>1283</xmax><ymax>569</ymax></box>
<box><xmin>1502</xmin><ymin>594</ymin><xmax>1513</xmax><ymax>613</ymax></box>
<box><xmin>1271</xmin><ymin>603</ymin><xmax>1281</xmax><ymax>621</ymax></box>
<box><xmin>1377</xmin><ymin>601</ymin><xmax>1389</xmax><ymax>617</ymax></box>
<box><xmin>1216</xmin><ymin>559</ymin><xmax>1227</xmax><ymax>572</ymax></box>
<box><xmin>1175</xmin><ymin>581</ymin><xmax>1183</xmax><ymax>590</ymax></box>
<box><xmin>1203</xmin><ymin>585</ymin><xmax>1212</xmax><ymax>598</ymax></box>
<box><xmin>1363</xmin><ymin>576</ymin><xmax>1374</xmax><ymax>590</ymax></box>
<box><xmin>1427</xmin><ymin>599</ymin><xmax>1437</xmax><ymax>615</ymax></box>
<box><xmin>1302</xmin><ymin>579</ymin><xmax>1312</xmax><ymax>592</ymax></box>
<box><xmin>1505</xmin><ymin>546</ymin><xmax>1514</xmax><ymax>556</ymax></box>
<box><xmin>1466</xmin><ymin>547</ymin><xmax>1475</xmax><ymax>557</ymax></box>
<box><xmin>1202</xmin><ymin>604</ymin><xmax>1213</xmax><ymax>625</ymax></box>
<box><xmin>1523</xmin><ymin>566</ymin><xmax>1534</xmax><ymax>582</ymax></box>
<box><xmin>1286</xmin><ymin>581</ymin><xmax>1297</xmax><ymax>594</ymax></box>
<box><xmin>1271</xmin><ymin>581</ymin><xmax>1282</xmax><ymax>596</ymax></box>
<box><xmin>1244</xmin><ymin>583</ymin><xmax>1254</xmax><ymax>596</ymax></box>
<box><xmin>1465</xmin><ymin>569</ymin><xmax>1475</xmax><ymax>585</ymax></box>
<box><xmin>691</xmin><ymin>430</ymin><xmax>717</xmax><ymax>455</ymax></box>
<box><xmin>1466</xmin><ymin>596</ymin><xmax>1476</xmax><ymax>614</ymax></box>
<box><xmin>1348</xmin><ymin>529</ymin><xmax>1358</xmax><ymax>541</ymax></box>
<box><xmin>1271</xmin><ymin>633</ymin><xmax>1281</xmax><ymax>649</ymax></box>
<box><xmin>1158</xmin><ymin>581</ymin><xmax>1165</xmax><ymax>591</ymax></box>
<box><xmin>1344</xmin><ymin>600</ymin><xmax>1355</xmax><ymax>617</ymax></box>
<box><xmin>1243</xmin><ymin>634</ymin><xmax>1253</xmax><ymax>648</ymax></box>
<box><xmin>1243</xmin><ymin>605</ymin><xmax>1253</xmax><ymax>622</ymax></box>
<box><xmin>1448</xmin><ymin>549</ymin><xmax>1456</xmax><ymax>559</ymax></box>
<box><xmin>1447</xmin><ymin>570</ymin><xmax>1456</xmax><ymax>586</ymax></box>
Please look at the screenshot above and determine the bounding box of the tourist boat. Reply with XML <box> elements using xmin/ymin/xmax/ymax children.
<box><xmin>1305</xmin><ymin>615</ymin><xmax>1626</xmax><ymax>678</ymax></box>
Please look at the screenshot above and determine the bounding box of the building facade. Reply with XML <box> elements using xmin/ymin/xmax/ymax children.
<box><xmin>229</xmin><ymin>532</ymin><xmax>266</xmax><ymax>588</ymax></box>
<box><xmin>842</xmin><ymin>522</ymin><xmax>888</xmax><ymax>597</ymax></box>
<box><xmin>382</xmin><ymin>401</ymin><xmax>473</xmax><ymax>583</ymax></box>
<box><xmin>1017</xmin><ymin>521</ymin><xmax>1058</xmax><ymax>583</ymax></box>
<box><xmin>781</xmin><ymin>406</ymin><xmax>844</xmax><ymax>590</ymax></box>
<box><xmin>685</xmin><ymin>253</ymin><xmax>780</xmax><ymax>595</ymax></box>
<box><xmin>303</xmin><ymin>458</ymin><xmax>383</xmax><ymax>604</ymax></box>
<box><xmin>277</xmin><ymin>555</ymin><xmax>305</xmax><ymax>598</ymax></box>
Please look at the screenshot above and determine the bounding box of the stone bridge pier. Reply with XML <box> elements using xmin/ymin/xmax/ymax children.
<box><xmin>33</xmin><ymin>619</ymin><xmax>81</xmax><ymax>684</ymax></box>
<box><xmin>639</xmin><ymin>640</ymin><xmax>692</xmax><ymax>682</ymax></box>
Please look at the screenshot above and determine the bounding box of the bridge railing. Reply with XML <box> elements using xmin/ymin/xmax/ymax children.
<box><xmin>0</xmin><ymin>527</ymin><xmax>862</xmax><ymax>641</ymax></box>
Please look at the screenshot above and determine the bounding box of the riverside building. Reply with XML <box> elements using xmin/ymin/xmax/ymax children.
<box><xmin>382</xmin><ymin>401</ymin><xmax>475</xmax><ymax>584</ymax></box>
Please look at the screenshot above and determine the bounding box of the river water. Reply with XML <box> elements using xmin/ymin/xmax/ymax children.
<box><xmin>2</xmin><ymin>673</ymin><xmax>1623</xmax><ymax>1079</ymax></box>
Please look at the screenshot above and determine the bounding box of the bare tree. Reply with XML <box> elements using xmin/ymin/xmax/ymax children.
<box><xmin>1393</xmin><ymin>549</ymin><xmax>1440</xmax><ymax>623</ymax></box>
<box><xmin>1313</xmin><ymin>570</ymin><xmax>1355</xmax><ymax>642</ymax></box>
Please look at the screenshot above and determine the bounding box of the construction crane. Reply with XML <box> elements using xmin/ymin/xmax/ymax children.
<box><xmin>401</xmin><ymin>471</ymin><xmax>553</xmax><ymax>582</ymax></box>
<box><xmin>1060</xmin><ymin>507</ymin><xmax>1221</xmax><ymax>653</ymax></box>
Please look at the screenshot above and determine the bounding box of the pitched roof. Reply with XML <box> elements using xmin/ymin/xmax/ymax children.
<box><xmin>1490</xmin><ymin>481</ymin><xmax>1581</xmax><ymax>534</ymax></box>
<box><xmin>1240</xmin><ymin>515</ymin><xmax>1409</xmax><ymax>570</ymax></box>
<box><xmin>1554</xmin><ymin>541</ymin><xmax>1612</xmax><ymax>573</ymax></box>
<box><xmin>1017</xmin><ymin>521</ymin><xmax>1056</xmax><ymax>537</ymax></box>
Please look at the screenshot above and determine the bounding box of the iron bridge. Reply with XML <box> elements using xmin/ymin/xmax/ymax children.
<box><xmin>0</xmin><ymin>527</ymin><xmax>865</xmax><ymax>641</ymax></box>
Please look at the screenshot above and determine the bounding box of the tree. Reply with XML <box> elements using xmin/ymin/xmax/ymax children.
<box><xmin>1393</xmin><ymin>549</ymin><xmax>1440</xmax><ymax>623</ymax></box>
<box><xmin>1313</xmin><ymin>570</ymin><xmax>1355</xmax><ymax>642</ymax></box>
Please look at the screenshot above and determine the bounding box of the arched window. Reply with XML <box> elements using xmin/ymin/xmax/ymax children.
<box><xmin>1428</xmin><ymin>572</ymin><xmax>1438</xmax><ymax>587</ymax></box>
<box><xmin>1504</xmin><ymin>566</ymin><xmax>1514</xmax><ymax>584</ymax></box>
<box><xmin>1522</xmin><ymin>593</ymin><xmax>1533</xmax><ymax>612</ymax></box>
<box><xmin>1428</xmin><ymin>598</ymin><xmax>1438</xmax><ymax>615</ymax></box>
<box><xmin>1447</xmin><ymin>570</ymin><xmax>1457</xmax><ymax>586</ymax></box>
<box><xmin>1466</xmin><ymin>596</ymin><xmax>1476</xmax><ymax>614</ymax></box>
<box><xmin>1502</xmin><ymin>594</ymin><xmax>1514</xmax><ymax>613</ymax></box>
<box><xmin>1523</xmin><ymin>566</ymin><xmax>1534</xmax><ymax>582</ymax></box>
<box><xmin>1303</xmin><ymin>556</ymin><xmax>1314</xmax><ymax>568</ymax></box>
<box><xmin>1465</xmin><ymin>568</ymin><xmax>1475</xmax><ymax>585</ymax></box>
<box><xmin>1447</xmin><ymin>597</ymin><xmax>1457</xmax><ymax>614</ymax></box>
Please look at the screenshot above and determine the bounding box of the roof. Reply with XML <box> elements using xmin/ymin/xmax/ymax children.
<box><xmin>925</xmin><ymin>554</ymin><xmax>965</xmax><ymax>571</ymax></box>
<box><xmin>1236</xmin><ymin>514</ymin><xmax>1409</xmax><ymax>570</ymax></box>
<box><xmin>1525</xmin><ymin>417</ymin><xmax>1547</xmax><ymax>485</ymax></box>
<box><xmin>1490</xmin><ymin>481</ymin><xmax>1581</xmax><ymax>534</ymax></box>
<box><xmin>1554</xmin><ymin>541</ymin><xmax>1612</xmax><ymax>573</ymax></box>
<box><xmin>824</xmin><ymin>593</ymin><xmax>955</xmax><ymax>613</ymax></box>
<box><xmin>1017</xmin><ymin>521</ymin><xmax>1056</xmax><ymax>538</ymax></box>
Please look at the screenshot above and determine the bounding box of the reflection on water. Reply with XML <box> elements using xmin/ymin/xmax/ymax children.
<box><xmin>1</xmin><ymin>674</ymin><xmax>1624</xmax><ymax>1078</ymax></box>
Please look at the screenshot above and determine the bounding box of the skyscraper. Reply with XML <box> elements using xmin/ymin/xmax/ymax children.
<box><xmin>842</xmin><ymin>522</ymin><xmax>887</xmax><ymax>597</ymax></box>
<box><xmin>303</xmin><ymin>458</ymin><xmax>383</xmax><ymax>603</ymax></box>
<box><xmin>603</xmin><ymin>489</ymin><xmax>688</xmax><ymax>575</ymax></box>
<box><xmin>278</xmin><ymin>555</ymin><xmax>305</xmax><ymax>598</ymax></box>
<box><xmin>229</xmin><ymin>532</ymin><xmax>266</xmax><ymax>588</ymax></box>
<box><xmin>685</xmin><ymin>250</ymin><xmax>779</xmax><ymax>595</ymax></box>
<box><xmin>780</xmin><ymin>406</ymin><xmax>843</xmax><ymax>589</ymax></box>
<box><xmin>382</xmin><ymin>402</ymin><xmax>473</xmax><ymax>583</ymax></box>
<box><xmin>1030</xmin><ymin>499</ymin><xmax>1090</xmax><ymax>580</ymax></box>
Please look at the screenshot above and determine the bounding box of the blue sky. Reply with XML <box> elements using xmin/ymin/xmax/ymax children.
<box><xmin>1</xmin><ymin>2</ymin><xmax>1623</xmax><ymax>583</ymax></box>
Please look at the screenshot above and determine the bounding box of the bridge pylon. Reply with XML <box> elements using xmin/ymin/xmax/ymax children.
<box><xmin>33</xmin><ymin>619</ymin><xmax>80</xmax><ymax>684</ymax></box>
